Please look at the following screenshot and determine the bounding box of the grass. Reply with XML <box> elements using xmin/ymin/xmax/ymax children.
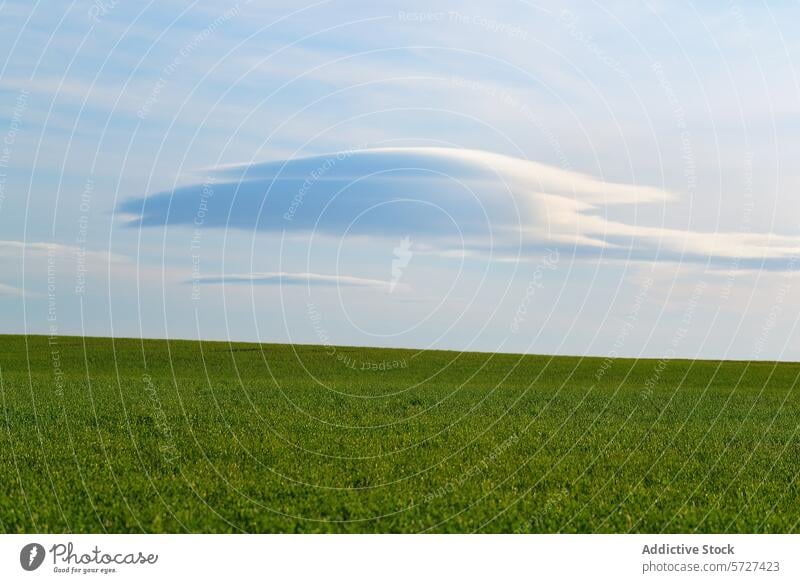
<box><xmin>0</xmin><ymin>334</ymin><xmax>798</xmax><ymax>533</ymax></box>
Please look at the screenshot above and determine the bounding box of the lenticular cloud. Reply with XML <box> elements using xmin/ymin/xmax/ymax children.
<box><xmin>120</xmin><ymin>147</ymin><xmax>800</xmax><ymax>270</ymax></box>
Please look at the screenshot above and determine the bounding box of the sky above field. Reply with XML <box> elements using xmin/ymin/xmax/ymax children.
<box><xmin>1</xmin><ymin>1</ymin><xmax>800</xmax><ymax>360</ymax></box>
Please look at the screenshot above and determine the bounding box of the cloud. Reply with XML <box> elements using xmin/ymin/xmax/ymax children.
<box><xmin>119</xmin><ymin>147</ymin><xmax>800</xmax><ymax>270</ymax></box>
<box><xmin>0</xmin><ymin>240</ymin><xmax>128</xmax><ymax>271</ymax></box>
<box><xmin>0</xmin><ymin>240</ymin><xmax>123</xmax><ymax>261</ymax></box>
<box><xmin>0</xmin><ymin>241</ymin><xmax>132</xmax><ymax>297</ymax></box>
<box><xmin>191</xmin><ymin>271</ymin><xmax>397</xmax><ymax>290</ymax></box>
<box><xmin>0</xmin><ymin>283</ymin><xmax>26</xmax><ymax>297</ymax></box>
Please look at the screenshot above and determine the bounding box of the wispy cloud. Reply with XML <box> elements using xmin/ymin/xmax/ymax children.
<box><xmin>0</xmin><ymin>240</ymin><xmax>125</xmax><ymax>264</ymax></box>
<box><xmin>0</xmin><ymin>283</ymin><xmax>26</xmax><ymax>297</ymax></box>
<box><xmin>190</xmin><ymin>271</ymin><xmax>396</xmax><ymax>289</ymax></box>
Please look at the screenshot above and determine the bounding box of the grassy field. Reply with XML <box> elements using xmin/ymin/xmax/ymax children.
<box><xmin>0</xmin><ymin>334</ymin><xmax>798</xmax><ymax>533</ymax></box>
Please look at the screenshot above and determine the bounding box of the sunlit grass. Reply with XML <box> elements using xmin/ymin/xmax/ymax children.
<box><xmin>1</xmin><ymin>335</ymin><xmax>798</xmax><ymax>533</ymax></box>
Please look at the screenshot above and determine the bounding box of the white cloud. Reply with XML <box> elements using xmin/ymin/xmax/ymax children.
<box><xmin>0</xmin><ymin>240</ymin><xmax>125</xmax><ymax>264</ymax></box>
<box><xmin>192</xmin><ymin>271</ymin><xmax>398</xmax><ymax>290</ymax></box>
<box><xmin>0</xmin><ymin>283</ymin><xmax>25</xmax><ymax>297</ymax></box>
<box><xmin>121</xmin><ymin>147</ymin><xmax>800</xmax><ymax>271</ymax></box>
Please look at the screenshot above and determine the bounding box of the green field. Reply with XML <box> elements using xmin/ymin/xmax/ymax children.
<box><xmin>1</xmin><ymin>334</ymin><xmax>798</xmax><ymax>533</ymax></box>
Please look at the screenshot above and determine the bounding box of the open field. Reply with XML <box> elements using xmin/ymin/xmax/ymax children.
<box><xmin>0</xmin><ymin>334</ymin><xmax>798</xmax><ymax>533</ymax></box>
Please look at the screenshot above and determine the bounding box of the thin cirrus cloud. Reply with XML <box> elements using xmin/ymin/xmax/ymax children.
<box><xmin>190</xmin><ymin>271</ymin><xmax>396</xmax><ymax>290</ymax></box>
<box><xmin>119</xmin><ymin>147</ymin><xmax>800</xmax><ymax>271</ymax></box>
<box><xmin>0</xmin><ymin>283</ymin><xmax>26</xmax><ymax>297</ymax></box>
<box><xmin>0</xmin><ymin>240</ymin><xmax>128</xmax><ymax>299</ymax></box>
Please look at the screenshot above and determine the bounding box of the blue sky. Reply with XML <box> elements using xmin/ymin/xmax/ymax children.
<box><xmin>2</xmin><ymin>0</ymin><xmax>800</xmax><ymax>360</ymax></box>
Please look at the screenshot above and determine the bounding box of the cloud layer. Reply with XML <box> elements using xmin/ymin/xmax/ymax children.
<box><xmin>191</xmin><ymin>271</ymin><xmax>393</xmax><ymax>289</ymax></box>
<box><xmin>120</xmin><ymin>147</ymin><xmax>800</xmax><ymax>270</ymax></box>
